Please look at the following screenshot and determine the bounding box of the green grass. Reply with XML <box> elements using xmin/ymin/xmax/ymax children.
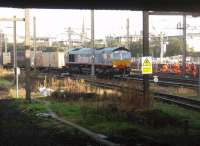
<box><xmin>47</xmin><ymin>98</ymin><xmax>200</xmax><ymax>139</ymax></box>
<box><xmin>10</xmin><ymin>99</ymin><xmax>48</xmax><ymax>114</ymax></box>
<box><xmin>50</xmin><ymin>101</ymin><xmax>82</xmax><ymax>122</ymax></box>
<box><xmin>8</xmin><ymin>97</ymin><xmax>200</xmax><ymax>145</ymax></box>
<box><xmin>49</xmin><ymin>100</ymin><xmax>135</xmax><ymax>134</ymax></box>
<box><xmin>153</xmin><ymin>102</ymin><xmax>200</xmax><ymax>129</ymax></box>
<box><xmin>0</xmin><ymin>77</ymin><xmax>12</xmax><ymax>89</ymax></box>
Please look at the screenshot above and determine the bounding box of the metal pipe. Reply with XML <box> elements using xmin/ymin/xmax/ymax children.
<box><xmin>160</xmin><ymin>33</ymin><xmax>164</xmax><ymax>63</ymax></box>
<box><xmin>13</xmin><ymin>16</ymin><xmax>17</xmax><ymax>69</ymax></box>
<box><xmin>126</xmin><ymin>18</ymin><xmax>130</xmax><ymax>49</ymax></box>
<box><xmin>199</xmin><ymin>67</ymin><xmax>200</xmax><ymax>97</ymax></box>
<box><xmin>81</xmin><ymin>18</ymin><xmax>85</xmax><ymax>47</ymax></box>
<box><xmin>5</xmin><ymin>34</ymin><xmax>7</xmax><ymax>53</ymax></box>
<box><xmin>68</xmin><ymin>27</ymin><xmax>72</xmax><ymax>49</ymax></box>
<box><xmin>91</xmin><ymin>9</ymin><xmax>95</xmax><ymax>76</ymax></box>
<box><xmin>25</xmin><ymin>9</ymin><xmax>30</xmax><ymax>48</ymax></box>
<box><xmin>16</xmin><ymin>68</ymin><xmax>19</xmax><ymax>98</ymax></box>
<box><xmin>182</xmin><ymin>14</ymin><xmax>187</xmax><ymax>77</ymax></box>
<box><xmin>13</xmin><ymin>16</ymin><xmax>18</xmax><ymax>98</ymax></box>
<box><xmin>33</xmin><ymin>16</ymin><xmax>36</xmax><ymax>70</ymax></box>
<box><xmin>0</xmin><ymin>31</ymin><xmax>3</xmax><ymax>66</ymax></box>
<box><xmin>0</xmin><ymin>18</ymin><xmax>24</xmax><ymax>21</ymax></box>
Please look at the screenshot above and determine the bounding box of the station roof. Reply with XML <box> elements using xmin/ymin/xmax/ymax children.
<box><xmin>0</xmin><ymin>0</ymin><xmax>200</xmax><ymax>12</ymax></box>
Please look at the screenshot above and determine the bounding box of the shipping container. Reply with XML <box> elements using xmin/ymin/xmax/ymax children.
<box><xmin>30</xmin><ymin>50</ymin><xmax>43</xmax><ymax>67</ymax></box>
<box><xmin>3</xmin><ymin>52</ymin><xmax>11</xmax><ymax>65</ymax></box>
<box><xmin>41</xmin><ymin>52</ymin><xmax>65</xmax><ymax>68</ymax></box>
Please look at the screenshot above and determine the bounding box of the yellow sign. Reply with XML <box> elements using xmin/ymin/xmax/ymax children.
<box><xmin>142</xmin><ymin>57</ymin><xmax>152</xmax><ymax>74</ymax></box>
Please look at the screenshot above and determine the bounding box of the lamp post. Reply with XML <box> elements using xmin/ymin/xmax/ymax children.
<box><xmin>13</xmin><ymin>16</ymin><xmax>19</xmax><ymax>98</ymax></box>
<box><xmin>177</xmin><ymin>14</ymin><xmax>187</xmax><ymax>77</ymax></box>
<box><xmin>91</xmin><ymin>9</ymin><xmax>95</xmax><ymax>77</ymax></box>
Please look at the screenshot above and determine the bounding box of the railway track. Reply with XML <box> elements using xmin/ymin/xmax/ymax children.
<box><xmin>35</xmin><ymin>71</ymin><xmax>200</xmax><ymax>110</ymax></box>
<box><xmin>70</xmin><ymin>76</ymin><xmax>200</xmax><ymax>111</ymax></box>
<box><xmin>154</xmin><ymin>93</ymin><xmax>200</xmax><ymax>111</ymax></box>
<box><xmin>28</xmin><ymin>66</ymin><xmax>199</xmax><ymax>88</ymax></box>
<box><xmin>116</xmin><ymin>76</ymin><xmax>199</xmax><ymax>88</ymax></box>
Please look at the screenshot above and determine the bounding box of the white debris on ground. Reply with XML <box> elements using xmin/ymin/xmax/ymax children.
<box><xmin>39</xmin><ymin>86</ymin><xmax>54</xmax><ymax>97</ymax></box>
<box><xmin>36</xmin><ymin>112</ymin><xmax>52</xmax><ymax>118</ymax></box>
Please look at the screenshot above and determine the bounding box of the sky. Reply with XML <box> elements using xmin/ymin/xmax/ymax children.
<box><xmin>0</xmin><ymin>8</ymin><xmax>200</xmax><ymax>41</ymax></box>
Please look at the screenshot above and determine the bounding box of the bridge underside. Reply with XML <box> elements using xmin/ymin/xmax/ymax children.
<box><xmin>0</xmin><ymin>0</ymin><xmax>199</xmax><ymax>12</ymax></box>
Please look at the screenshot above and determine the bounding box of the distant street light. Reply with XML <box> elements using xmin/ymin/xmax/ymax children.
<box><xmin>176</xmin><ymin>14</ymin><xmax>186</xmax><ymax>76</ymax></box>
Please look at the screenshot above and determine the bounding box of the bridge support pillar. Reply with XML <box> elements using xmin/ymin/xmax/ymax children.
<box><xmin>143</xmin><ymin>11</ymin><xmax>150</xmax><ymax>107</ymax></box>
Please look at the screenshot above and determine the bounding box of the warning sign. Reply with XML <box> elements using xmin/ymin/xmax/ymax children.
<box><xmin>142</xmin><ymin>57</ymin><xmax>152</xmax><ymax>74</ymax></box>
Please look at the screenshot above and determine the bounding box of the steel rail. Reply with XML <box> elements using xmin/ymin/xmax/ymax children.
<box><xmin>33</xmin><ymin>72</ymin><xmax>200</xmax><ymax>110</ymax></box>
<box><xmin>71</xmin><ymin>76</ymin><xmax>200</xmax><ymax>111</ymax></box>
<box><xmin>154</xmin><ymin>93</ymin><xmax>200</xmax><ymax>111</ymax></box>
<box><xmin>115</xmin><ymin>76</ymin><xmax>198</xmax><ymax>88</ymax></box>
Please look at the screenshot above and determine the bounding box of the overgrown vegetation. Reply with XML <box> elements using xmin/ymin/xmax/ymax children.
<box><xmin>0</xmin><ymin>69</ymin><xmax>13</xmax><ymax>92</ymax></box>
<box><xmin>0</xmin><ymin>78</ymin><xmax>12</xmax><ymax>89</ymax></box>
<box><xmin>154</xmin><ymin>102</ymin><xmax>200</xmax><ymax>129</ymax></box>
<box><xmin>0</xmin><ymin>69</ymin><xmax>199</xmax><ymax>146</ymax></box>
<box><xmin>47</xmin><ymin>97</ymin><xmax>200</xmax><ymax>145</ymax></box>
<box><xmin>151</xmin><ymin>84</ymin><xmax>199</xmax><ymax>101</ymax></box>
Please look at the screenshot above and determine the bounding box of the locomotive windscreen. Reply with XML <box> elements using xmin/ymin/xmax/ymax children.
<box><xmin>69</xmin><ymin>54</ymin><xmax>75</xmax><ymax>62</ymax></box>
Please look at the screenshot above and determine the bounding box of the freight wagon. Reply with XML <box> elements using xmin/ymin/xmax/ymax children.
<box><xmin>2</xmin><ymin>48</ymin><xmax>65</xmax><ymax>70</ymax></box>
<box><xmin>34</xmin><ymin>51</ymin><xmax>65</xmax><ymax>69</ymax></box>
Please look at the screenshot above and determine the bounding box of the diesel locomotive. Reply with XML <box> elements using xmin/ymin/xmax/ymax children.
<box><xmin>64</xmin><ymin>47</ymin><xmax>132</xmax><ymax>75</ymax></box>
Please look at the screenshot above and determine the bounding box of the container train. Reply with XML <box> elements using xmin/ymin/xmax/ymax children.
<box><xmin>2</xmin><ymin>47</ymin><xmax>132</xmax><ymax>76</ymax></box>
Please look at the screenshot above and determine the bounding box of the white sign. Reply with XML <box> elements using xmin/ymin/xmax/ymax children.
<box><xmin>16</xmin><ymin>67</ymin><xmax>20</xmax><ymax>75</ymax></box>
<box><xmin>153</xmin><ymin>76</ymin><xmax>159</xmax><ymax>83</ymax></box>
<box><xmin>142</xmin><ymin>57</ymin><xmax>153</xmax><ymax>74</ymax></box>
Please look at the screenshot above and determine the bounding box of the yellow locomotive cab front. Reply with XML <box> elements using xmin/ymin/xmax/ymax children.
<box><xmin>112</xmin><ymin>59</ymin><xmax>131</xmax><ymax>69</ymax></box>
